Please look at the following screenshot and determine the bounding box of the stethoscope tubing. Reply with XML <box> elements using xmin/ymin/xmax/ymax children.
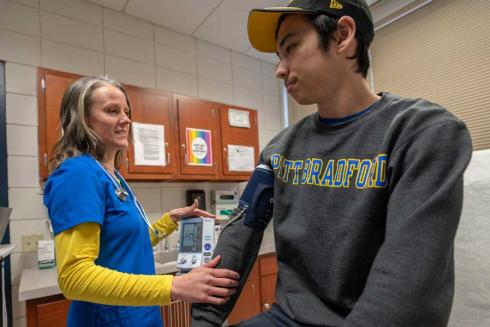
<box><xmin>91</xmin><ymin>156</ymin><xmax>161</xmax><ymax>239</ymax></box>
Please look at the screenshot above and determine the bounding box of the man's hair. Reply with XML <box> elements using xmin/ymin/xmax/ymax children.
<box><xmin>49</xmin><ymin>76</ymin><xmax>132</xmax><ymax>173</ymax></box>
<box><xmin>276</xmin><ymin>14</ymin><xmax>372</xmax><ymax>78</ymax></box>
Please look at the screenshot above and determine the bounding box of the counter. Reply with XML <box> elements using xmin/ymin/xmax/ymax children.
<box><xmin>18</xmin><ymin>228</ymin><xmax>276</xmax><ymax>302</ymax></box>
<box><xmin>18</xmin><ymin>260</ymin><xmax>179</xmax><ymax>302</ymax></box>
<box><xmin>0</xmin><ymin>244</ymin><xmax>15</xmax><ymax>259</ymax></box>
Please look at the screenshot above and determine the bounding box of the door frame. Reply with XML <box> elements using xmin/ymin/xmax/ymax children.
<box><xmin>0</xmin><ymin>60</ymin><xmax>13</xmax><ymax>327</ymax></box>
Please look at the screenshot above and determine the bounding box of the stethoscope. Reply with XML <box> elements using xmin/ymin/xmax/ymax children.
<box><xmin>92</xmin><ymin>157</ymin><xmax>164</xmax><ymax>239</ymax></box>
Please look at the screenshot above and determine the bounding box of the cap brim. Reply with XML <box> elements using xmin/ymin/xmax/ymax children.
<box><xmin>248</xmin><ymin>7</ymin><xmax>317</xmax><ymax>53</ymax></box>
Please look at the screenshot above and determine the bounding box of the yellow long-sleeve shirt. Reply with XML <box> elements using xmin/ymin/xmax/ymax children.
<box><xmin>55</xmin><ymin>213</ymin><xmax>178</xmax><ymax>306</ymax></box>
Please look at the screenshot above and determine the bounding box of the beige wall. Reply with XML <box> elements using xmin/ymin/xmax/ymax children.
<box><xmin>288</xmin><ymin>0</ymin><xmax>490</xmax><ymax>143</ymax></box>
<box><xmin>0</xmin><ymin>0</ymin><xmax>284</xmax><ymax>326</ymax></box>
<box><xmin>287</xmin><ymin>94</ymin><xmax>317</xmax><ymax>125</ymax></box>
<box><xmin>371</xmin><ymin>0</ymin><xmax>490</xmax><ymax>150</ymax></box>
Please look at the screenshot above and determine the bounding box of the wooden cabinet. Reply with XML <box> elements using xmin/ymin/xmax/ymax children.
<box><xmin>219</xmin><ymin>105</ymin><xmax>259</xmax><ymax>181</ymax></box>
<box><xmin>26</xmin><ymin>294</ymin><xmax>71</xmax><ymax>327</ymax></box>
<box><xmin>38</xmin><ymin>68</ymin><xmax>259</xmax><ymax>182</ymax></box>
<box><xmin>259</xmin><ymin>254</ymin><xmax>278</xmax><ymax>312</ymax></box>
<box><xmin>174</xmin><ymin>94</ymin><xmax>222</xmax><ymax>180</ymax></box>
<box><xmin>228</xmin><ymin>261</ymin><xmax>261</xmax><ymax>324</ymax></box>
<box><xmin>228</xmin><ymin>253</ymin><xmax>278</xmax><ymax>325</ymax></box>
<box><xmin>27</xmin><ymin>295</ymin><xmax>193</xmax><ymax>327</ymax></box>
<box><xmin>37</xmin><ymin>69</ymin><xmax>80</xmax><ymax>180</ymax></box>
<box><xmin>122</xmin><ymin>86</ymin><xmax>177</xmax><ymax>180</ymax></box>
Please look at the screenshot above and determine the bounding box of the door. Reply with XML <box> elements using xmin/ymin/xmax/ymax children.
<box><xmin>260</xmin><ymin>255</ymin><xmax>278</xmax><ymax>312</ymax></box>
<box><xmin>228</xmin><ymin>261</ymin><xmax>261</xmax><ymax>324</ymax></box>
<box><xmin>219</xmin><ymin>105</ymin><xmax>259</xmax><ymax>179</ymax></box>
<box><xmin>125</xmin><ymin>87</ymin><xmax>176</xmax><ymax>178</ymax></box>
<box><xmin>38</xmin><ymin>70</ymin><xmax>79</xmax><ymax>179</ymax></box>
<box><xmin>175</xmin><ymin>95</ymin><xmax>221</xmax><ymax>178</ymax></box>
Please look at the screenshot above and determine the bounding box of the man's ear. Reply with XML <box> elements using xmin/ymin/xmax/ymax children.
<box><xmin>335</xmin><ymin>16</ymin><xmax>357</xmax><ymax>54</ymax></box>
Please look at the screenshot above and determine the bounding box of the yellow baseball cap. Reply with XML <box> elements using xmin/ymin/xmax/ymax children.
<box><xmin>248</xmin><ymin>0</ymin><xmax>374</xmax><ymax>53</ymax></box>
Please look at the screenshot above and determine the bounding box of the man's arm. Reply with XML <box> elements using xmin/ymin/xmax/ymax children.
<box><xmin>191</xmin><ymin>207</ymin><xmax>265</xmax><ymax>326</ymax></box>
<box><xmin>344</xmin><ymin>120</ymin><xmax>472</xmax><ymax>326</ymax></box>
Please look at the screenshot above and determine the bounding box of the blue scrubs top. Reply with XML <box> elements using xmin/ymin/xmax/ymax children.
<box><xmin>44</xmin><ymin>154</ymin><xmax>162</xmax><ymax>327</ymax></box>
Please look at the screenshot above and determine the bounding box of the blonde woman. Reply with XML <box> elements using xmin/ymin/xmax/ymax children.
<box><xmin>44</xmin><ymin>76</ymin><xmax>239</xmax><ymax>327</ymax></box>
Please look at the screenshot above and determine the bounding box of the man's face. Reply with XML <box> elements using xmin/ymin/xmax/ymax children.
<box><xmin>275</xmin><ymin>15</ymin><xmax>341</xmax><ymax>105</ymax></box>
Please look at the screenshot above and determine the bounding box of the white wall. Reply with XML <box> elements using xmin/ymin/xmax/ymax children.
<box><xmin>0</xmin><ymin>0</ymin><xmax>284</xmax><ymax>325</ymax></box>
<box><xmin>449</xmin><ymin>149</ymin><xmax>490</xmax><ymax>327</ymax></box>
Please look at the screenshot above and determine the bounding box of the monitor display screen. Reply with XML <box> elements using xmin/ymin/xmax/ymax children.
<box><xmin>181</xmin><ymin>222</ymin><xmax>202</xmax><ymax>253</ymax></box>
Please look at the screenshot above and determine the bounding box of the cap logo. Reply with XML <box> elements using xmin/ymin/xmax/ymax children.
<box><xmin>330</xmin><ymin>0</ymin><xmax>343</xmax><ymax>9</ymax></box>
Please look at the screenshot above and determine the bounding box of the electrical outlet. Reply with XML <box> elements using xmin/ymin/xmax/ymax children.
<box><xmin>22</xmin><ymin>234</ymin><xmax>44</xmax><ymax>252</ymax></box>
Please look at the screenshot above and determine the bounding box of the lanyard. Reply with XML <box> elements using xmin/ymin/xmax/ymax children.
<box><xmin>92</xmin><ymin>157</ymin><xmax>163</xmax><ymax>239</ymax></box>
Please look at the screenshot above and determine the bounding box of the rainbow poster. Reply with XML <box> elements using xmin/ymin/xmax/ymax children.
<box><xmin>186</xmin><ymin>128</ymin><xmax>213</xmax><ymax>166</ymax></box>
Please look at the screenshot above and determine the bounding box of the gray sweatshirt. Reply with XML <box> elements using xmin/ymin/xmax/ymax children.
<box><xmin>192</xmin><ymin>92</ymin><xmax>473</xmax><ymax>326</ymax></box>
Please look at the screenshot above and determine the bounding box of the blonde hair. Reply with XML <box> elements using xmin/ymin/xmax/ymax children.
<box><xmin>49</xmin><ymin>76</ymin><xmax>131</xmax><ymax>173</ymax></box>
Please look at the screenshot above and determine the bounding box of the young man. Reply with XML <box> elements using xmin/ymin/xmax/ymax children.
<box><xmin>193</xmin><ymin>0</ymin><xmax>473</xmax><ymax>326</ymax></box>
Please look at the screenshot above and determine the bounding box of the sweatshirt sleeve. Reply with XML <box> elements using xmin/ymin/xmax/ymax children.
<box><xmin>191</xmin><ymin>207</ymin><xmax>265</xmax><ymax>326</ymax></box>
<box><xmin>343</xmin><ymin>120</ymin><xmax>472</xmax><ymax>326</ymax></box>
<box><xmin>55</xmin><ymin>222</ymin><xmax>174</xmax><ymax>306</ymax></box>
<box><xmin>148</xmin><ymin>212</ymin><xmax>178</xmax><ymax>247</ymax></box>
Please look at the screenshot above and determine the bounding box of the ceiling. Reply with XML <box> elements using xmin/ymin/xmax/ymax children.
<box><xmin>86</xmin><ymin>0</ymin><xmax>393</xmax><ymax>64</ymax></box>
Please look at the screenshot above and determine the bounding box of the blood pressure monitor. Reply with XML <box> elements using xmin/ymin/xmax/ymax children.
<box><xmin>177</xmin><ymin>217</ymin><xmax>215</xmax><ymax>272</ymax></box>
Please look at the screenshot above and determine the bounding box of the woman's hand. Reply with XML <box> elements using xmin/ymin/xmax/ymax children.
<box><xmin>168</xmin><ymin>199</ymin><xmax>216</xmax><ymax>223</ymax></box>
<box><xmin>170</xmin><ymin>255</ymin><xmax>240</xmax><ymax>305</ymax></box>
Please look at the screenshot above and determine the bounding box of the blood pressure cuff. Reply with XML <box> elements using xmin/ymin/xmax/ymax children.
<box><xmin>192</xmin><ymin>207</ymin><xmax>265</xmax><ymax>326</ymax></box>
<box><xmin>239</xmin><ymin>164</ymin><xmax>274</xmax><ymax>230</ymax></box>
<box><xmin>192</xmin><ymin>165</ymin><xmax>274</xmax><ymax>326</ymax></box>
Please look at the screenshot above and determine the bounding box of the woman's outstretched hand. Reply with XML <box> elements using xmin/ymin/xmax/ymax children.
<box><xmin>170</xmin><ymin>255</ymin><xmax>240</xmax><ymax>305</ymax></box>
<box><xmin>168</xmin><ymin>199</ymin><xmax>216</xmax><ymax>222</ymax></box>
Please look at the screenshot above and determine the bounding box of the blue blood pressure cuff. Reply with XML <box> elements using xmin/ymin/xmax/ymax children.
<box><xmin>239</xmin><ymin>164</ymin><xmax>274</xmax><ymax>230</ymax></box>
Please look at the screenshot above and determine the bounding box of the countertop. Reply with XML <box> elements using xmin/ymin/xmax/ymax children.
<box><xmin>18</xmin><ymin>260</ymin><xmax>179</xmax><ymax>302</ymax></box>
<box><xmin>0</xmin><ymin>244</ymin><xmax>15</xmax><ymax>260</ymax></box>
<box><xmin>18</xmin><ymin>228</ymin><xmax>275</xmax><ymax>302</ymax></box>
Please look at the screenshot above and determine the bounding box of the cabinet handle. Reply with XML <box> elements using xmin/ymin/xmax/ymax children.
<box><xmin>263</xmin><ymin>303</ymin><xmax>271</xmax><ymax>311</ymax></box>
<box><xmin>181</xmin><ymin>144</ymin><xmax>187</xmax><ymax>165</ymax></box>
<box><xmin>43</xmin><ymin>153</ymin><xmax>48</xmax><ymax>166</ymax></box>
<box><xmin>251</xmin><ymin>283</ymin><xmax>255</xmax><ymax>295</ymax></box>
<box><xmin>223</xmin><ymin>147</ymin><xmax>228</xmax><ymax>170</ymax></box>
<box><xmin>164</xmin><ymin>142</ymin><xmax>169</xmax><ymax>167</ymax></box>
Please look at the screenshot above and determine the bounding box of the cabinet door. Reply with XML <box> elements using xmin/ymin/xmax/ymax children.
<box><xmin>228</xmin><ymin>261</ymin><xmax>261</xmax><ymax>325</ymax></box>
<box><xmin>260</xmin><ymin>254</ymin><xmax>278</xmax><ymax>312</ymax></box>
<box><xmin>219</xmin><ymin>106</ymin><xmax>259</xmax><ymax>180</ymax></box>
<box><xmin>26</xmin><ymin>295</ymin><xmax>71</xmax><ymax>327</ymax></box>
<box><xmin>260</xmin><ymin>274</ymin><xmax>277</xmax><ymax>312</ymax></box>
<box><xmin>37</xmin><ymin>299</ymin><xmax>71</xmax><ymax>327</ymax></box>
<box><xmin>175</xmin><ymin>95</ymin><xmax>221</xmax><ymax>178</ymax></box>
<box><xmin>125</xmin><ymin>87</ymin><xmax>176</xmax><ymax>178</ymax></box>
<box><xmin>38</xmin><ymin>70</ymin><xmax>79</xmax><ymax>179</ymax></box>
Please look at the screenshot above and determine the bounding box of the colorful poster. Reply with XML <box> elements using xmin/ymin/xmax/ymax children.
<box><xmin>186</xmin><ymin>128</ymin><xmax>213</xmax><ymax>166</ymax></box>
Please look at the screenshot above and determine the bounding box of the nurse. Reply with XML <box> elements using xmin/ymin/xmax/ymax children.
<box><xmin>43</xmin><ymin>76</ymin><xmax>240</xmax><ymax>327</ymax></box>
